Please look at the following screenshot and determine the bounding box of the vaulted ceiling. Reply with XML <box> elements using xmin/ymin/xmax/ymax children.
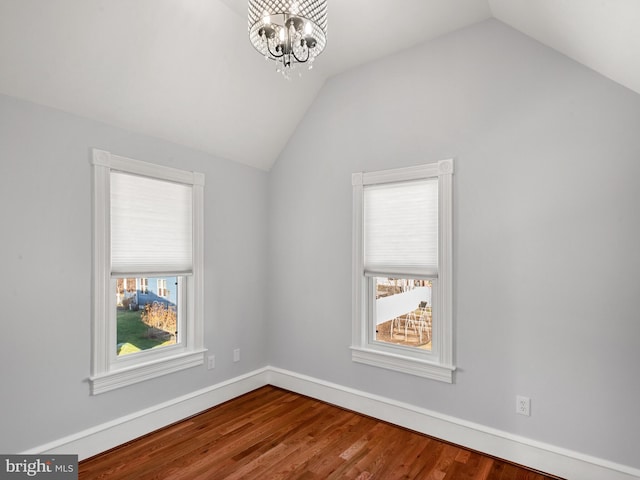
<box><xmin>0</xmin><ymin>0</ymin><xmax>638</xmax><ymax>170</ymax></box>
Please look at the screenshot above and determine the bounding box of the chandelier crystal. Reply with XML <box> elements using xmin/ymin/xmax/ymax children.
<box><xmin>248</xmin><ymin>0</ymin><xmax>328</xmax><ymax>78</ymax></box>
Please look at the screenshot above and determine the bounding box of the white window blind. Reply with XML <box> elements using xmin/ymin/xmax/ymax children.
<box><xmin>110</xmin><ymin>171</ymin><xmax>193</xmax><ymax>275</ymax></box>
<box><xmin>363</xmin><ymin>178</ymin><xmax>438</xmax><ymax>276</ymax></box>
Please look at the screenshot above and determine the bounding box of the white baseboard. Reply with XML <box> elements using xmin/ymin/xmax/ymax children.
<box><xmin>23</xmin><ymin>368</ymin><xmax>269</xmax><ymax>461</ymax></box>
<box><xmin>265</xmin><ymin>367</ymin><xmax>640</xmax><ymax>480</ymax></box>
<box><xmin>23</xmin><ymin>366</ymin><xmax>640</xmax><ymax>480</ymax></box>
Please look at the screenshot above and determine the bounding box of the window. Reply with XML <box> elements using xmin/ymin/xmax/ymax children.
<box><xmin>351</xmin><ymin>160</ymin><xmax>455</xmax><ymax>382</ymax></box>
<box><xmin>116</xmin><ymin>276</ymin><xmax>179</xmax><ymax>356</ymax></box>
<box><xmin>157</xmin><ymin>278</ymin><xmax>169</xmax><ymax>298</ymax></box>
<box><xmin>90</xmin><ymin>149</ymin><xmax>206</xmax><ymax>394</ymax></box>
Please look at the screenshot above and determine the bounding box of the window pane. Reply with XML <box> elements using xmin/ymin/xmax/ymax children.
<box><xmin>373</xmin><ymin>277</ymin><xmax>432</xmax><ymax>351</ymax></box>
<box><xmin>116</xmin><ymin>276</ymin><xmax>179</xmax><ymax>356</ymax></box>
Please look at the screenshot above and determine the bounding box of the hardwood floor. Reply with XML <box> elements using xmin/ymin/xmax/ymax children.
<box><xmin>80</xmin><ymin>386</ymin><xmax>563</xmax><ymax>479</ymax></box>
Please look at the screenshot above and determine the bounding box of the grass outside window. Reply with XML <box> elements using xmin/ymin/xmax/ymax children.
<box><xmin>116</xmin><ymin>309</ymin><xmax>175</xmax><ymax>355</ymax></box>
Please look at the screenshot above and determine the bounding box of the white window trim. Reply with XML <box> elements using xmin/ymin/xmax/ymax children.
<box><xmin>90</xmin><ymin>149</ymin><xmax>206</xmax><ymax>395</ymax></box>
<box><xmin>351</xmin><ymin>160</ymin><xmax>455</xmax><ymax>383</ymax></box>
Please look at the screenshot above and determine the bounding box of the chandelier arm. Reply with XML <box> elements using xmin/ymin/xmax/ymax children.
<box><xmin>265</xmin><ymin>38</ymin><xmax>285</xmax><ymax>59</ymax></box>
<box><xmin>291</xmin><ymin>43</ymin><xmax>310</xmax><ymax>63</ymax></box>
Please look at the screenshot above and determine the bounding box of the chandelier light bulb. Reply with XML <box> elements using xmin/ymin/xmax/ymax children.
<box><xmin>304</xmin><ymin>22</ymin><xmax>312</xmax><ymax>35</ymax></box>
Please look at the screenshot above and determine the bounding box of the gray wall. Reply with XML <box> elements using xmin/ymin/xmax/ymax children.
<box><xmin>0</xmin><ymin>94</ymin><xmax>269</xmax><ymax>452</ymax></box>
<box><xmin>267</xmin><ymin>20</ymin><xmax>640</xmax><ymax>468</ymax></box>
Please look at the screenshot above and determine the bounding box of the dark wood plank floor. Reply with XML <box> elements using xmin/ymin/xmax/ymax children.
<box><xmin>79</xmin><ymin>386</ymin><xmax>563</xmax><ymax>479</ymax></box>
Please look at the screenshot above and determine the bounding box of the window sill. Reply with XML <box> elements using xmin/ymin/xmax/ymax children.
<box><xmin>350</xmin><ymin>347</ymin><xmax>455</xmax><ymax>383</ymax></box>
<box><xmin>89</xmin><ymin>349</ymin><xmax>207</xmax><ymax>395</ymax></box>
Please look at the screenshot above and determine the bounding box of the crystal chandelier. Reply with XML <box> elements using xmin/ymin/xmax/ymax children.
<box><xmin>248</xmin><ymin>0</ymin><xmax>328</xmax><ymax>78</ymax></box>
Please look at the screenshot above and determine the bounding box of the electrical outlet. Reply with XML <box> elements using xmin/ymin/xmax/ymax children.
<box><xmin>207</xmin><ymin>355</ymin><xmax>215</xmax><ymax>370</ymax></box>
<box><xmin>516</xmin><ymin>395</ymin><xmax>531</xmax><ymax>416</ymax></box>
<box><xmin>233</xmin><ymin>348</ymin><xmax>240</xmax><ymax>362</ymax></box>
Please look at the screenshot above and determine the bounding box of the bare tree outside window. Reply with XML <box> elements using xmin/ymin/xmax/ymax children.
<box><xmin>141</xmin><ymin>301</ymin><xmax>177</xmax><ymax>340</ymax></box>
